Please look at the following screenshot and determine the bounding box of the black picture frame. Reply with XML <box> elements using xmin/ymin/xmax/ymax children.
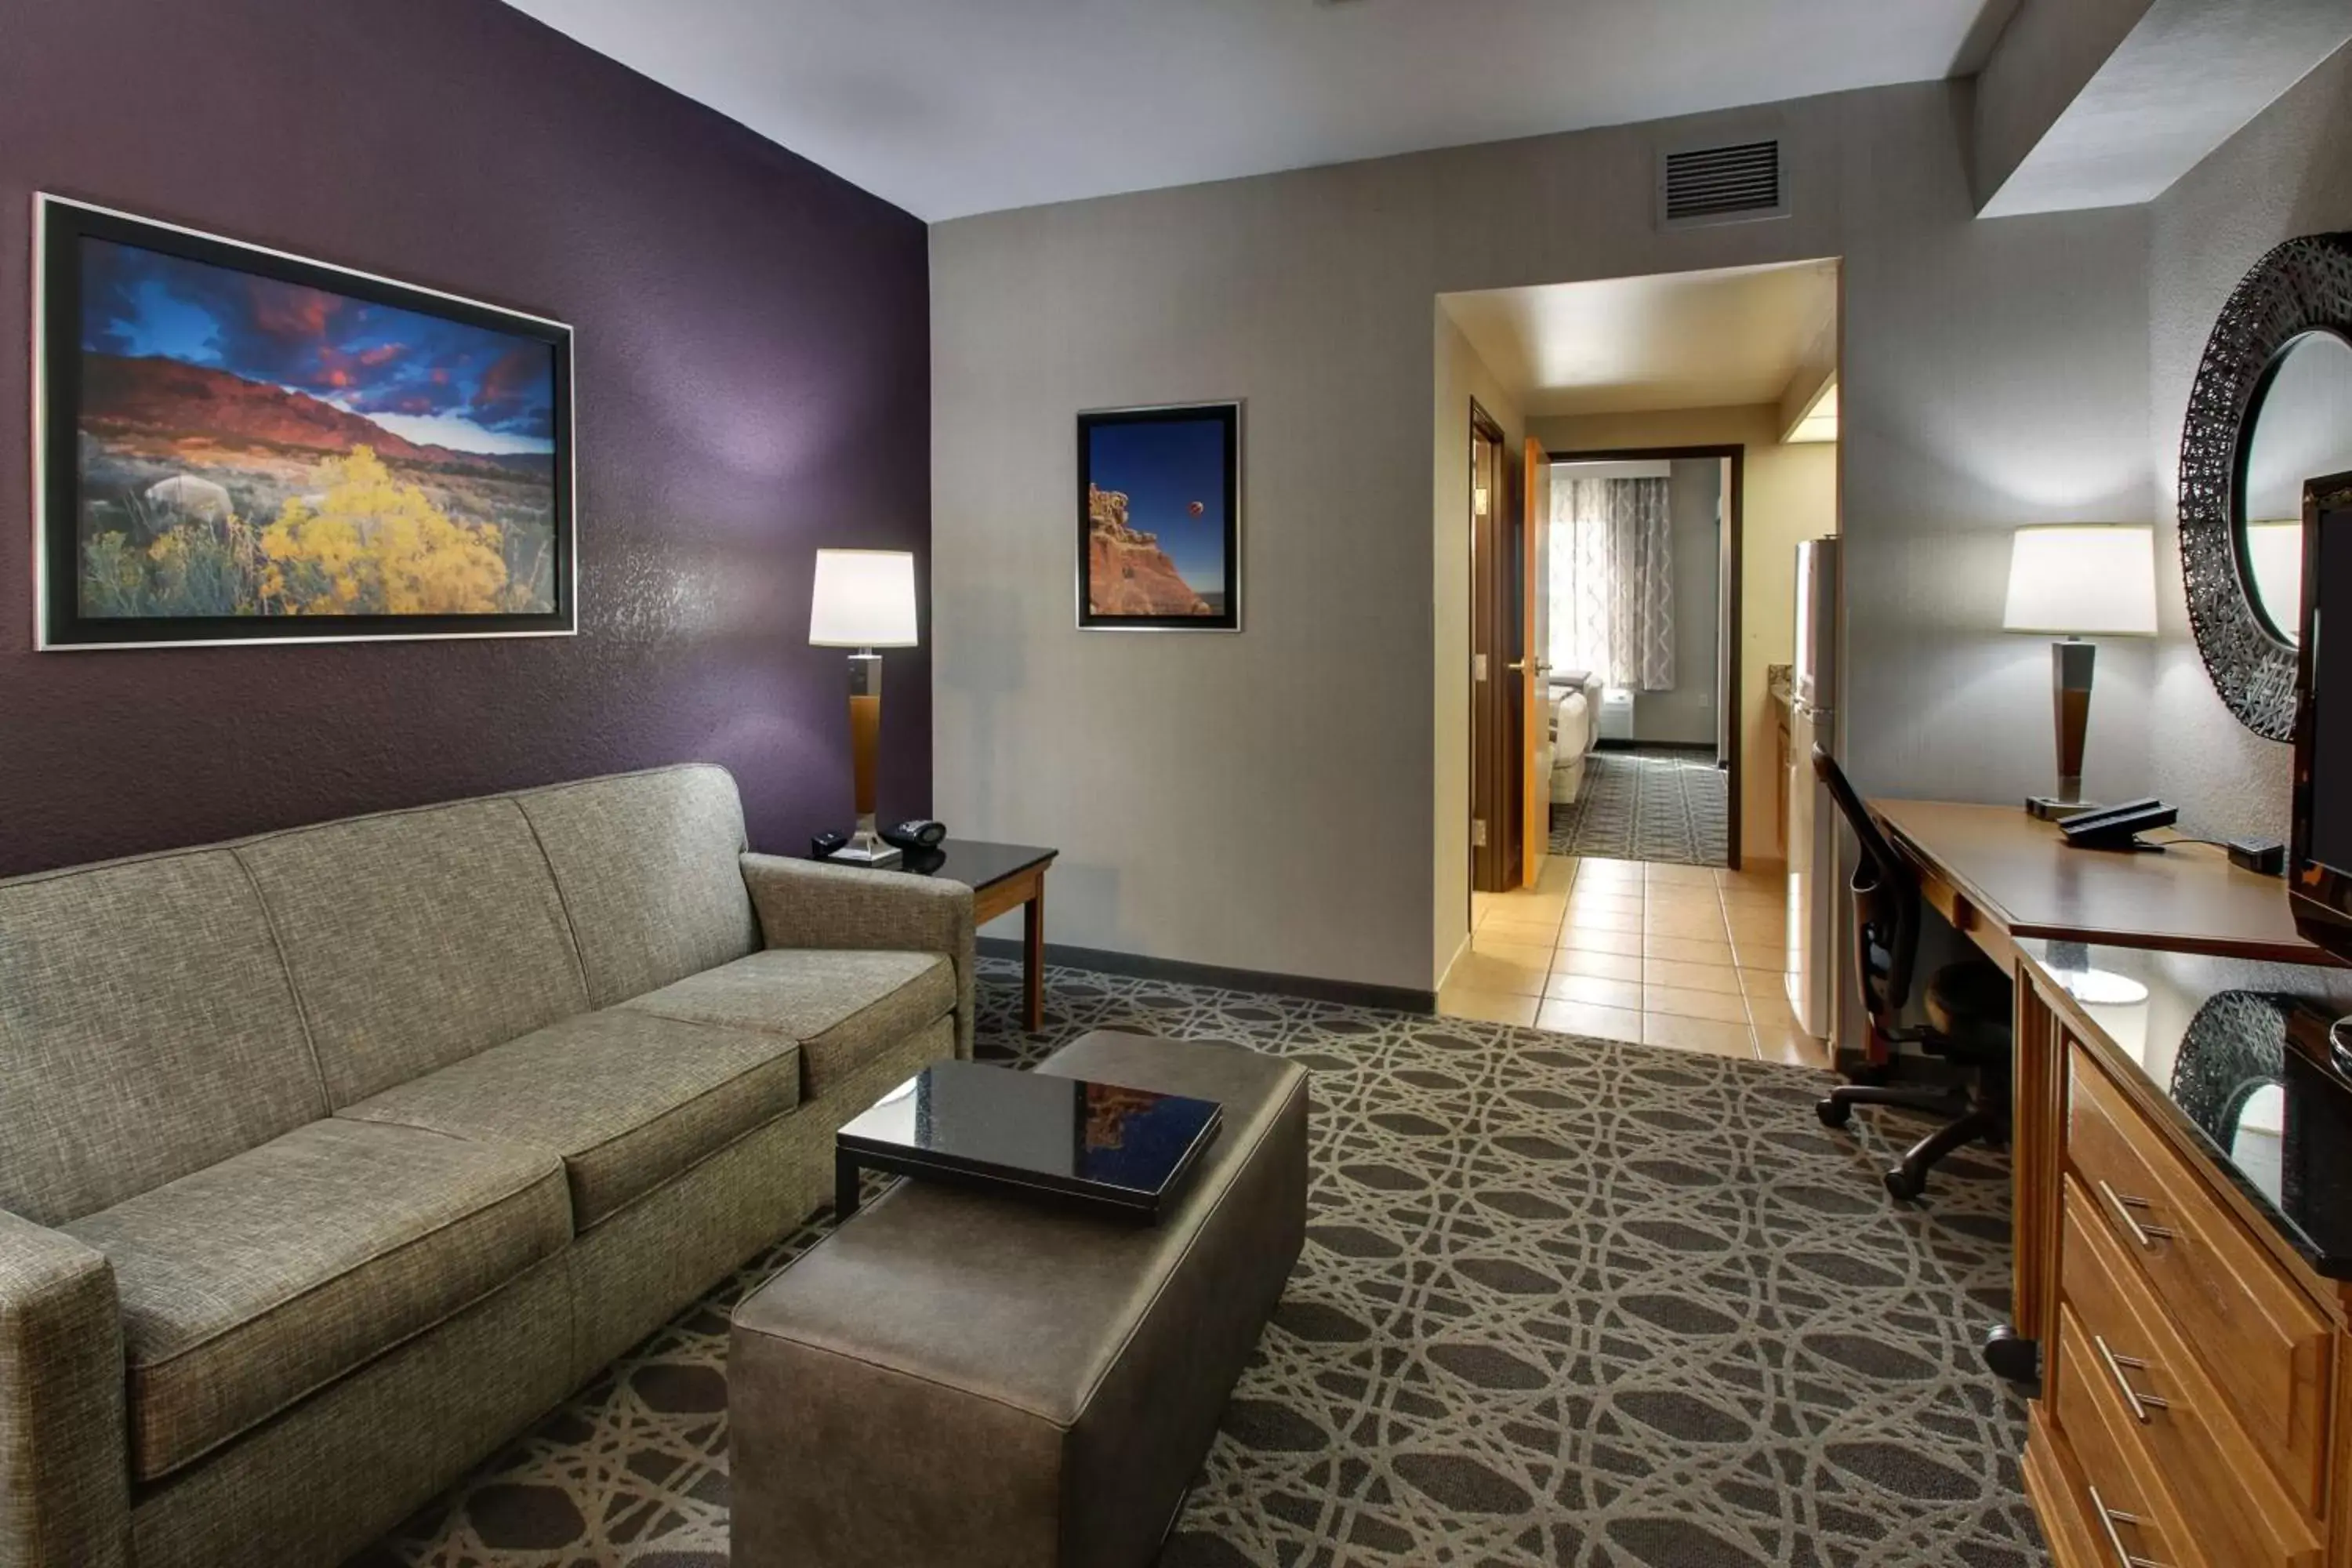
<box><xmin>34</xmin><ymin>194</ymin><xmax>576</xmax><ymax>649</ymax></box>
<box><xmin>1076</xmin><ymin>401</ymin><xmax>1240</xmax><ymax>631</ymax></box>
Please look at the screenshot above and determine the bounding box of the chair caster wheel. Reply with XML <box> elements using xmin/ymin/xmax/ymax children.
<box><xmin>1816</xmin><ymin>1098</ymin><xmax>1851</xmax><ymax>1130</ymax></box>
<box><xmin>1982</xmin><ymin>1327</ymin><xmax>2040</xmax><ymax>1385</ymax></box>
<box><xmin>1883</xmin><ymin>1167</ymin><xmax>1926</xmax><ymax>1202</ymax></box>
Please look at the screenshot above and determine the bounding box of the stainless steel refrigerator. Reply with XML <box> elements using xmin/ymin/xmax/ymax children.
<box><xmin>1785</xmin><ymin>535</ymin><xmax>1841</xmax><ymax>1040</ymax></box>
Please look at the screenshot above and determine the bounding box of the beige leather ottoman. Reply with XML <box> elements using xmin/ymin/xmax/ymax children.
<box><xmin>728</xmin><ymin>1030</ymin><xmax>1309</xmax><ymax>1568</ymax></box>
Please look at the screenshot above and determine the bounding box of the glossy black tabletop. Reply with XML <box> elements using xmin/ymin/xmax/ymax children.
<box><xmin>837</xmin><ymin>1059</ymin><xmax>1221</xmax><ymax>1215</ymax></box>
<box><xmin>822</xmin><ymin>839</ymin><xmax>1055</xmax><ymax>890</ymax></box>
<box><xmin>2019</xmin><ymin>938</ymin><xmax>2352</xmax><ymax>1278</ymax></box>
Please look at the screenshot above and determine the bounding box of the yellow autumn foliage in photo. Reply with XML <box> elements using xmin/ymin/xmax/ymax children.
<box><xmin>260</xmin><ymin>447</ymin><xmax>510</xmax><ymax>615</ymax></box>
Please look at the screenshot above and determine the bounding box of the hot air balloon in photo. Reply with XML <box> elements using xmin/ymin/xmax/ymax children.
<box><xmin>1075</xmin><ymin>401</ymin><xmax>1240</xmax><ymax>629</ymax></box>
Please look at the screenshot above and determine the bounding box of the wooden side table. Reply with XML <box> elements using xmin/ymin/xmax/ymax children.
<box><xmin>825</xmin><ymin>840</ymin><xmax>1058</xmax><ymax>1032</ymax></box>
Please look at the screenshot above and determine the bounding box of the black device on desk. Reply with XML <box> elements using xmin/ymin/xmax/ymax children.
<box><xmin>814</xmin><ymin>821</ymin><xmax>947</xmax><ymax>864</ymax></box>
<box><xmin>2058</xmin><ymin>797</ymin><xmax>2179</xmax><ymax>850</ymax></box>
<box><xmin>880</xmin><ymin>818</ymin><xmax>947</xmax><ymax>851</ymax></box>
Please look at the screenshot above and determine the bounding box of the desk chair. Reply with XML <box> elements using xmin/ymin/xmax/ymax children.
<box><xmin>1810</xmin><ymin>748</ymin><xmax>2015</xmax><ymax>1201</ymax></box>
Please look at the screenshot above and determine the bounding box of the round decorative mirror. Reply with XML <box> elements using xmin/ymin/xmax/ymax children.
<box><xmin>2238</xmin><ymin>330</ymin><xmax>2352</xmax><ymax>644</ymax></box>
<box><xmin>2180</xmin><ymin>233</ymin><xmax>2352</xmax><ymax>739</ymax></box>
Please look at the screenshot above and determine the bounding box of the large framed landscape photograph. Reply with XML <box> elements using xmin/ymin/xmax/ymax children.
<box><xmin>1077</xmin><ymin>401</ymin><xmax>1240</xmax><ymax>630</ymax></box>
<box><xmin>34</xmin><ymin>196</ymin><xmax>575</xmax><ymax>648</ymax></box>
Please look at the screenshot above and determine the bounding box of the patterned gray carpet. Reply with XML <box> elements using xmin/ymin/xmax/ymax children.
<box><xmin>1552</xmin><ymin>747</ymin><xmax>1730</xmax><ymax>867</ymax></box>
<box><xmin>354</xmin><ymin>959</ymin><xmax>2043</xmax><ymax>1568</ymax></box>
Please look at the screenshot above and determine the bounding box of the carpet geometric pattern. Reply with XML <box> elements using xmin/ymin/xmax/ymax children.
<box><xmin>354</xmin><ymin>958</ymin><xmax>2043</xmax><ymax>1568</ymax></box>
<box><xmin>1552</xmin><ymin>747</ymin><xmax>1730</xmax><ymax>867</ymax></box>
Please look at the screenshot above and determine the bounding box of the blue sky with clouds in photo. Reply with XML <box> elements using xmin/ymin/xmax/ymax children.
<box><xmin>80</xmin><ymin>238</ymin><xmax>555</xmax><ymax>455</ymax></box>
<box><xmin>1088</xmin><ymin>416</ymin><xmax>1228</xmax><ymax>592</ymax></box>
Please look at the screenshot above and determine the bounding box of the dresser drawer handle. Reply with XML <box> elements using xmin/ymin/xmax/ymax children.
<box><xmin>2092</xmin><ymin>1334</ymin><xmax>2171</xmax><ymax>1424</ymax></box>
<box><xmin>2097</xmin><ymin>1179</ymin><xmax>2177</xmax><ymax>1248</ymax></box>
<box><xmin>2087</xmin><ymin>1485</ymin><xmax>2168</xmax><ymax>1568</ymax></box>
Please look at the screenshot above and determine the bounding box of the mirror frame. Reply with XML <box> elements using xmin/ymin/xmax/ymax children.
<box><xmin>2180</xmin><ymin>232</ymin><xmax>2352</xmax><ymax>741</ymax></box>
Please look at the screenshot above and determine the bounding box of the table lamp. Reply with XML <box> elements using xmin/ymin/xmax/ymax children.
<box><xmin>809</xmin><ymin>548</ymin><xmax>918</xmax><ymax>866</ymax></box>
<box><xmin>2002</xmin><ymin>524</ymin><xmax>2158</xmax><ymax>819</ymax></box>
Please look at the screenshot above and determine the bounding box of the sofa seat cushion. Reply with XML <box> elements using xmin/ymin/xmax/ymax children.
<box><xmin>62</xmin><ymin>1119</ymin><xmax>569</xmax><ymax>1482</ymax></box>
<box><xmin>619</xmin><ymin>948</ymin><xmax>954</xmax><ymax>1098</ymax></box>
<box><xmin>338</xmin><ymin>1009</ymin><xmax>802</xmax><ymax>1230</ymax></box>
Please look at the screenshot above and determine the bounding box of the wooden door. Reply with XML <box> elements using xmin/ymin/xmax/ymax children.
<box><xmin>1497</xmin><ymin>446</ymin><xmax>1526</xmax><ymax>881</ymax></box>
<box><xmin>1470</xmin><ymin>405</ymin><xmax>1511</xmax><ymax>893</ymax></box>
<box><xmin>1520</xmin><ymin>440</ymin><xmax>1550</xmax><ymax>885</ymax></box>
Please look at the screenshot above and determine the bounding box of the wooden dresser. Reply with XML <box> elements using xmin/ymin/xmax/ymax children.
<box><xmin>2009</xmin><ymin>943</ymin><xmax>2352</xmax><ymax>1568</ymax></box>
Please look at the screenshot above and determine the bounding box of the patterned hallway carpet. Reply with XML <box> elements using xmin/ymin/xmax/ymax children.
<box><xmin>355</xmin><ymin>960</ymin><xmax>2043</xmax><ymax>1568</ymax></box>
<box><xmin>1551</xmin><ymin>747</ymin><xmax>1730</xmax><ymax>867</ymax></box>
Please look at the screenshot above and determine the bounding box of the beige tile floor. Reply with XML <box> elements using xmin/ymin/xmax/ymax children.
<box><xmin>1439</xmin><ymin>855</ymin><xmax>1830</xmax><ymax>1067</ymax></box>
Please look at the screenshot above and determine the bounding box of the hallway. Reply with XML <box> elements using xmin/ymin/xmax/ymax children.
<box><xmin>1439</xmin><ymin>852</ymin><xmax>1823</xmax><ymax>1066</ymax></box>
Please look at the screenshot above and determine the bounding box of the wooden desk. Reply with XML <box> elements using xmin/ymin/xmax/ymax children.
<box><xmin>1861</xmin><ymin>799</ymin><xmax>2337</xmax><ymax>1386</ymax></box>
<box><xmin>1843</xmin><ymin>801</ymin><xmax>2352</xmax><ymax>1564</ymax></box>
<box><xmin>1871</xmin><ymin>799</ymin><xmax>2326</xmax><ymax>969</ymax></box>
<box><xmin>2009</xmin><ymin>941</ymin><xmax>2352</xmax><ymax>1568</ymax></box>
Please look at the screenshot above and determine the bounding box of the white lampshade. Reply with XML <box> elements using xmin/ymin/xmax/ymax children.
<box><xmin>808</xmin><ymin>549</ymin><xmax>918</xmax><ymax>648</ymax></box>
<box><xmin>2002</xmin><ymin>524</ymin><xmax>2158</xmax><ymax>637</ymax></box>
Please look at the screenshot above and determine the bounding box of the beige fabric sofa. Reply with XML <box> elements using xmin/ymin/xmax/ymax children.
<box><xmin>0</xmin><ymin>764</ymin><xmax>973</xmax><ymax>1568</ymax></box>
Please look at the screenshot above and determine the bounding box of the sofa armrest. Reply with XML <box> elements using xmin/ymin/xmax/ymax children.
<box><xmin>0</xmin><ymin>1210</ymin><xmax>129</xmax><ymax>1568</ymax></box>
<box><xmin>739</xmin><ymin>854</ymin><xmax>978</xmax><ymax>1058</ymax></box>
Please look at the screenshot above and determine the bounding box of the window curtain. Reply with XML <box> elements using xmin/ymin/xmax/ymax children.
<box><xmin>1549</xmin><ymin>475</ymin><xmax>1675</xmax><ymax>691</ymax></box>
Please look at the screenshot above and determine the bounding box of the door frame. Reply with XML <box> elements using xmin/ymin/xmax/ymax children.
<box><xmin>1468</xmin><ymin>401</ymin><xmax>1517</xmax><ymax>894</ymax></box>
<box><xmin>1545</xmin><ymin>442</ymin><xmax>1747</xmax><ymax>869</ymax></box>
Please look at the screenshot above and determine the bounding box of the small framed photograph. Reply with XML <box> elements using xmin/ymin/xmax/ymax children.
<box><xmin>1077</xmin><ymin>401</ymin><xmax>1240</xmax><ymax>630</ymax></box>
<box><xmin>35</xmin><ymin>194</ymin><xmax>575</xmax><ymax>649</ymax></box>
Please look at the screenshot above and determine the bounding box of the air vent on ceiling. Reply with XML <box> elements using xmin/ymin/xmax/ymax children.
<box><xmin>1657</xmin><ymin>139</ymin><xmax>1787</xmax><ymax>230</ymax></box>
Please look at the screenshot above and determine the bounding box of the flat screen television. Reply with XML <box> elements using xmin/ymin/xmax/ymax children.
<box><xmin>2291</xmin><ymin>470</ymin><xmax>2352</xmax><ymax>962</ymax></box>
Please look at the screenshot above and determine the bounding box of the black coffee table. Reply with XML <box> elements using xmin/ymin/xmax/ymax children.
<box><xmin>833</xmin><ymin>1058</ymin><xmax>1222</xmax><ymax>1221</ymax></box>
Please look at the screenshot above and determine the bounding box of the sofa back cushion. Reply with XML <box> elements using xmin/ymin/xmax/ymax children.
<box><xmin>238</xmin><ymin>799</ymin><xmax>591</xmax><ymax>1107</ymax></box>
<box><xmin>0</xmin><ymin>851</ymin><xmax>327</xmax><ymax>1225</ymax></box>
<box><xmin>514</xmin><ymin>766</ymin><xmax>758</xmax><ymax>1007</ymax></box>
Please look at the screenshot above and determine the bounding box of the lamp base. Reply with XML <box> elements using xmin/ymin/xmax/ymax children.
<box><xmin>826</xmin><ymin>824</ymin><xmax>902</xmax><ymax>868</ymax></box>
<box><xmin>2024</xmin><ymin>796</ymin><xmax>2100</xmax><ymax>822</ymax></box>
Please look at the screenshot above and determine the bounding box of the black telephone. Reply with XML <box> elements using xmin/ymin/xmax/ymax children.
<box><xmin>880</xmin><ymin>818</ymin><xmax>947</xmax><ymax>851</ymax></box>
<box><xmin>2059</xmin><ymin>797</ymin><xmax>2179</xmax><ymax>851</ymax></box>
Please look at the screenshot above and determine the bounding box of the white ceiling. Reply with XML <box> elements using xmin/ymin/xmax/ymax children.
<box><xmin>501</xmin><ymin>0</ymin><xmax>2007</xmax><ymax>221</ymax></box>
<box><xmin>1441</xmin><ymin>260</ymin><xmax>1840</xmax><ymax>418</ymax></box>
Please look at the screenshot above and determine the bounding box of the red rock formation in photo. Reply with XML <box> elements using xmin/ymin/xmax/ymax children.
<box><xmin>1087</xmin><ymin>484</ymin><xmax>1211</xmax><ymax>616</ymax></box>
<box><xmin>78</xmin><ymin>354</ymin><xmax>527</xmax><ymax>475</ymax></box>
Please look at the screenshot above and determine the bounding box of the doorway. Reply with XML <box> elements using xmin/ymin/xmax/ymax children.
<box><xmin>1433</xmin><ymin>259</ymin><xmax>1840</xmax><ymax>1059</ymax></box>
<box><xmin>1546</xmin><ymin>445</ymin><xmax>1744</xmax><ymax>870</ymax></box>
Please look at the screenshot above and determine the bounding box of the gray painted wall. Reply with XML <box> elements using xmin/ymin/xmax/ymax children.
<box><xmin>1633</xmin><ymin>459</ymin><xmax>1723</xmax><ymax>746</ymax></box>
<box><xmin>931</xmin><ymin>80</ymin><xmax>2167</xmax><ymax>993</ymax></box>
<box><xmin>2147</xmin><ymin>42</ymin><xmax>2352</xmax><ymax>844</ymax></box>
<box><xmin>1433</xmin><ymin>312</ymin><xmax>1524</xmax><ymax>981</ymax></box>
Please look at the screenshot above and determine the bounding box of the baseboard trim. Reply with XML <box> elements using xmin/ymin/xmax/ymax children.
<box><xmin>977</xmin><ymin>936</ymin><xmax>1436</xmax><ymax>1015</ymax></box>
<box><xmin>1595</xmin><ymin>739</ymin><xmax>1717</xmax><ymax>754</ymax></box>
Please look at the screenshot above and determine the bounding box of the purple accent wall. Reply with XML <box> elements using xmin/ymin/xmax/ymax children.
<box><xmin>0</xmin><ymin>0</ymin><xmax>930</xmax><ymax>877</ymax></box>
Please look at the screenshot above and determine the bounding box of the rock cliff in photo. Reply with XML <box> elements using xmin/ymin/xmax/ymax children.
<box><xmin>79</xmin><ymin>354</ymin><xmax>533</xmax><ymax>477</ymax></box>
<box><xmin>1087</xmin><ymin>484</ymin><xmax>1210</xmax><ymax>617</ymax></box>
